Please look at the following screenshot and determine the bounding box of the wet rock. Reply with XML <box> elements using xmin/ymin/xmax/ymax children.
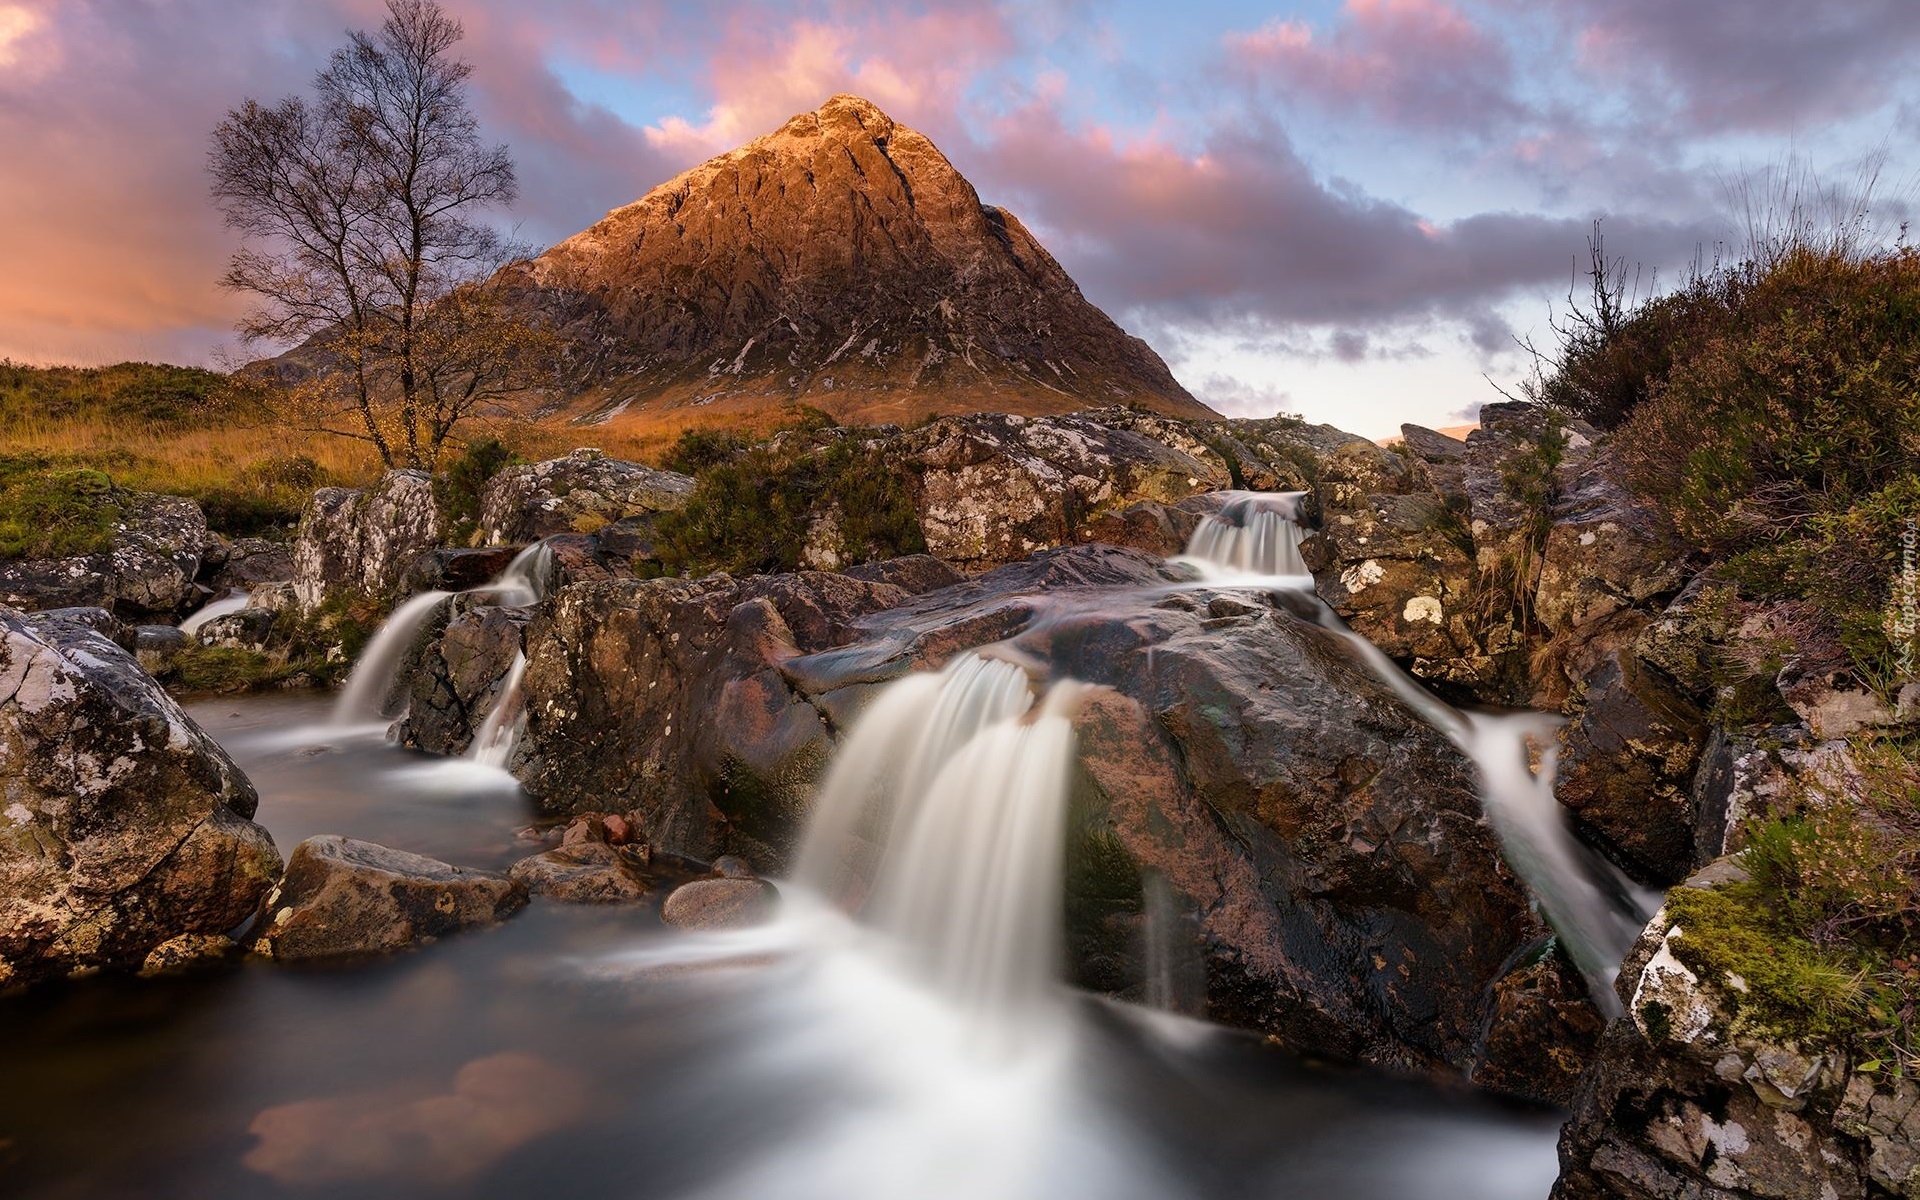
<box><xmin>243</xmin><ymin>1051</ymin><xmax>590</xmax><ymax>1186</ymax></box>
<box><xmin>711</xmin><ymin>855</ymin><xmax>756</xmax><ymax>880</ymax></box>
<box><xmin>0</xmin><ymin>608</ymin><xmax>281</xmax><ymax>989</ymax></box>
<box><xmin>477</xmin><ymin>449</ymin><xmax>693</xmax><ymax>545</ymax></box>
<box><xmin>781</xmin><ymin>543</ymin><xmax>1590</xmax><ymax>1094</ymax></box>
<box><xmin>252</xmin><ymin>836</ymin><xmax>525</xmax><ymax>961</ymax></box>
<box><xmin>1556</xmin><ymin>647</ymin><xmax>1711</xmax><ymax>883</ymax></box>
<box><xmin>399</xmin><ymin>602</ymin><xmax>526</xmax><ymax>756</ymax></box>
<box><xmin>509</xmin><ymin>842</ymin><xmax>654</xmax><ymax>904</ymax></box>
<box><xmin>138</xmin><ymin>932</ymin><xmax>235</xmax><ymax>976</ymax></box>
<box><xmin>888</xmin><ymin>409</ymin><xmax>1230</xmax><ymax>570</ymax></box>
<box><xmin>196</xmin><ymin>607</ymin><xmax>276</xmax><ymax>651</ymax></box>
<box><xmin>1470</xmin><ymin>942</ymin><xmax>1610</xmax><ymax>1107</ymax></box>
<box><xmin>841</xmin><ymin>554</ymin><xmax>966</xmax><ymax>595</ymax></box>
<box><xmin>1552</xmin><ymin>863</ymin><xmax>1903</xmax><ymax>1200</ymax></box>
<box><xmin>660</xmin><ymin>877</ymin><xmax>778</xmax><ymax>929</ymax></box>
<box><xmin>0</xmin><ymin>492</ymin><xmax>209</xmax><ymax>619</ymax></box>
<box><xmin>516</xmin><ymin>570</ymin><xmax>915</xmax><ymax>858</ymax></box>
<box><xmin>404</xmin><ymin>546</ymin><xmax>522</xmax><ymax>595</ymax></box>
<box><xmin>204</xmin><ymin>537</ymin><xmax>295</xmax><ymax>590</ymax></box>
<box><xmin>290</xmin><ymin>471</ymin><xmax>445</xmax><ymax>614</ymax></box>
<box><xmin>1074</xmin><ymin>499</ymin><xmax>1202</xmax><ymax>559</ymax></box>
<box><xmin>134</xmin><ymin>623</ymin><xmax>190</xmax><ymax>671</ymax></box>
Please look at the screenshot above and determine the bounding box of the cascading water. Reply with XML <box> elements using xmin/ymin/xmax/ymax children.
<box><xmin>1177</xmin><ymin>491</ymin><xmax>1311</xmax><ymax>582</ymax></box>
<box><xmin>793</xmin><ymin>654</ymin><xmax>1085</xmax><ymax>1033</ymax></box>
<box><xmin>1176</xmin><ymin>495</ymin><xmax>1653</xmax><ymax>1004</ymax></box>
<box><xmin>332</xmin><ymin>589</ymin><xmax>454</xmax><ymax>725</ymax></box>
<box><xmin>331</xmin><ymin>539</ymin><xmax>553</xmax><ymax>729</ymax></box>
<box><xmin>464</xmin><ymin>651</ymin><xmax>527</xmax><ymax>769</ymax></box>
<box><xmin>177</xmin><ymin>589</ymin><xmax>251</xmax><ymax>637</ymax></box>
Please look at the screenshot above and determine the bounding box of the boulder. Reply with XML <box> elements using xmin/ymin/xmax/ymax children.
<box><xmin>203</xmin><ymin>537</ymin><xmax>296</xmax><ymax>591</ymax></box>
<box><xmin>477</xmin><ymin>449</ymin><xmax>693</xmax><ymax>545</ymax></box>
<box><xmin>133</xmin><ymin>623</ymin><xmax>190</xmax><ymax>672</ymax></box>
<box><xmin>509</xmin><ymin>842</ymin><xmax>655</xmax><ymax>904</ymax></box>
<box><xmin>1777</xmin><ymin>663</ymin><xmax>1894</xmax><ymax>740</ymax></box>
<box><xmin>0</xmin><ymin>492</ymin><xmax>208</xmax><ymax>619</ymax></box>
<box><xmin>195</xmin><ymin>607</ymin><xmax>276</xmax><ymax>652</ymax></box>
<box><xmin>1552</xmin><ymin>863</ymin><xmax>1909</xmax><ymax>1200</ymax></box>
<box><xmin>403</xmin><ymin>546</ymin><xmax>522</xmax><ymax>595</ymax></box>
<box><xmin>290</xmin><ymin>471</ymin><xmax>445</xmax><ymax>614</ymax></box>
<box><xmin>886</xmin><ymin>410</ymin><xmax>1230</xmax><ymax>570</ymax></box>
<box><xmin>1300</xmin><ymin>492</ymin><xmax>1477</xmax><ymax>663</ymax></box>
<box><xmin>660</xmin><ymin>877</ymin><xmax>779</xmax><ymax>929</ymax></box>
<box><xmin>0</xmin><ymin>607</ymin><xmax>281</xmax><ymax>988</ymax></box>
<box><xmin>1533</xmin><ymin>447</ymin><xmax>1688</xmax><ymax>637</ymax></box>
<box><xmin>840</xmin><ymin>554</ymin><xmax>966</xmax><ymax>595</ymax></box>
<box><xmin>398</xmin><ymin>602</ymin><xmax>526</xmax><ymax>756</ymax></box>
<box><xmin>252</xmin><ymin>835</ymin><xmax>525</xmax><ymax>961</ymax></box>
<box><xmin>1555</xmin><ymin>646</ymin><xmax>1711</xmax><ymax>883</ymax></box>
<box><xmin>783</xmin><ymin>544</ymin><xmax>1598</xmax><ymax>1094</ymax></box>
<box><xmin>516</xmin><ymin>570</ymin><xmax>916</xmax><ymax>859</ymax></box>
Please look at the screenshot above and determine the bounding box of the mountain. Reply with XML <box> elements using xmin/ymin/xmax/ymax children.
<box><xmin>506</xmin><ymin>94</ymin><xmax>1213</xmax><ymax>427</ymax></box>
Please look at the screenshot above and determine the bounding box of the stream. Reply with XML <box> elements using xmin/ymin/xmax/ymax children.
<box><xmin>0</xmin><ymin>690</ymin><xmax>1567</xmax><ymax>1199</ymax></box>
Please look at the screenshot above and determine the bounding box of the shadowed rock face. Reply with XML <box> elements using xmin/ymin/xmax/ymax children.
<box><xmin>503</xmin><ymin>94</ymin><xmax>1211</xmax><ymax>425</ymax></box>
<box><xmin>0</xmin><ymin>607</ymin><xmax>281</xmax><ymax>987</ymax></box>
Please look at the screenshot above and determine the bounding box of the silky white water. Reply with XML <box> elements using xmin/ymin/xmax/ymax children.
<box><xmin>465</xmin><ymin>651</ymin><xmax>527</xmax><ymax>769</ymax></box>
<box><xmin>332</xmin><ymin>589</ymin><xmax>454</xmax><ymax>724</ymax></box>
<box><xmin>1179</xmin><ymin>491</ymin><xmax>1312</xmax><ymax>583</ymax></box>
<box><xmin>1176</xmin><ymin>496</ymin><xmax>1653</xmax><ymax>1005</ymax></box>
<box><xmin>178</xmin><ymin>589</ymin><xmax>252</xmax><ymax>636</ymax></box>
<box><xmin>331</xmin><ymin>540</ymin><xmax>553</xmax><ymax>728</ymax></box>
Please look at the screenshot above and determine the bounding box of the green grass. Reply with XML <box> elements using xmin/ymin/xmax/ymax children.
<box><xmin>0</xmin><ymin>458</ymin><xmax>128</xmax><ymax>559</ymax></box>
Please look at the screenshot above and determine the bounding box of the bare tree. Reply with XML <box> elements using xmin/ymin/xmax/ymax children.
<box><xmin>209</xmin><ymin>0</ymin><xmax>547</xmax><ymax>469</ymax></box>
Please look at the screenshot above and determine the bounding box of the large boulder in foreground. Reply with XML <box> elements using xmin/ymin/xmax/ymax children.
<box><xmin>252</xmin><ymin>836</ymin><xmax>524</xmax><ymax>961</ymax></box>
<box><xmin>0</xmin><ymin>607</ymin><xmax>281</xmax><ymax>988</ymax></box>
<box><xmin>1553</xmin><ymin>862</ymin><xmax>1912</xmax><ymax>1200</ymax></box>
<box><xmin>291</xmin><ymin>470</ymin><xmax>445</xmax><ymax>614</ymax></box>
<box><xmin>0</xmin><ymin>492</ymin><xmax>209</xmax><ymax>619</ymax></box>
<box><xmin>477</xmin><ymin>449</ymin><xmax>693</xmax><ymax>545</ymax></box>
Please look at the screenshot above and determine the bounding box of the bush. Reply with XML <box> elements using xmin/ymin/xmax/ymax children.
<box><xmin>656</xmin><ymin>435</ymin><xmax>925</xmax><ymax>577</ymax></box>
<box><xmin>434</xmin><ymin>437</ymin><xmax>520</xmax><ymax>540</ymax></box>
<box><xmin>0</xmin><ymin>458</ymin><xmax>129</xmax><ymax>559</ymax></box>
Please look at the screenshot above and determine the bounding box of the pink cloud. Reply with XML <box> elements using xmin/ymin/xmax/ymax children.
<box><xmin>1227</xmin><ymin>0</ymin><xmax>1526</xmax><ymax>132</ymax></box>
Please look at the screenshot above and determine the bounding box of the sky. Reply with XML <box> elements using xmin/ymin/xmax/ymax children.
<box><xmin>2</xmin><ymin>1</ymin><xmax>1917</xmax><ymax>437</ymax></box>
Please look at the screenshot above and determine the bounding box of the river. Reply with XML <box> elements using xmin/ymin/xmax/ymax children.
<box><xmin>0</xmin><ymin>691</ymin><xmax>1568</xmax><ymax>1199</ymax></box>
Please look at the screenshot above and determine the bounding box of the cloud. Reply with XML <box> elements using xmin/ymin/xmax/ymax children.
<box><xmin>1229</xmin><ymin>0</ymin><xmax>1527</xmax><ymax>133</ymax></box>
<box><xmin>962</xmin><ymin>98</ymin><xmax>1714</xmax><ymax>337</ymax></box>
<box><xmin>1552</xmin><ymin>0</ymin><xmax>1920</xmax><ymax>132</ymax></box>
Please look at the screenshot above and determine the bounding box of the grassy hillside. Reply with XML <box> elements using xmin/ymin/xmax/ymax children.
<box><xmin>0</xmin><ymin>360</ymin><xmax>793</xmax><ymax>543</ymax></box>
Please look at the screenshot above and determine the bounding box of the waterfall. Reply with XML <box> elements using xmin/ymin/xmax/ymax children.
<box><xmin>792</xmin><ymin>654</ymin><xmax>1085</xmax><ymax>1034</ymax></box>
<box><xmin>1176</xmin><ymin>491</ymin><xmax>1310</xmax><ymax>582</ymax></box>
<box><xmin>1178</xmin><ymin>493</ymin><xmax>1651</xmax><ymax>1005</ymax></box>
<box><xmin>178</xmin><ymin>589</ymin><xmax>251</xmax><ymax>637</ymax></box>
<box><xmin>473</xmin><ymin>541</ymin><xmax>553</xmax><ymax>608</ymax></box>
<box><xmin>465</xmin><ymin>652</ymin><xmax>527</xmax><ymax>769</ymax></box>
<box><xmin>332</xmin><ymin>589</ymin><xmax>453</xmax><ymax>725</ymax></box>
<box><xmin>330</xmin><ymin>540</ymin><xmax>552</xmax><ymax>730</ymax></box>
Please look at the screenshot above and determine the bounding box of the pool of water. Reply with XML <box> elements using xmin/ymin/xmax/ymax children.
<box><xmin>0</xmin><ymin>693</ymin><xmax>1567</xmax><ymax>1200</ymax></box>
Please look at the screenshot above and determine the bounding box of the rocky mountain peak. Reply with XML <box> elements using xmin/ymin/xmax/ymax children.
<box><xmin>511</xmin><ymin>95</ymin><xmax>1211</xmax><ymax>427</ymax></box>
